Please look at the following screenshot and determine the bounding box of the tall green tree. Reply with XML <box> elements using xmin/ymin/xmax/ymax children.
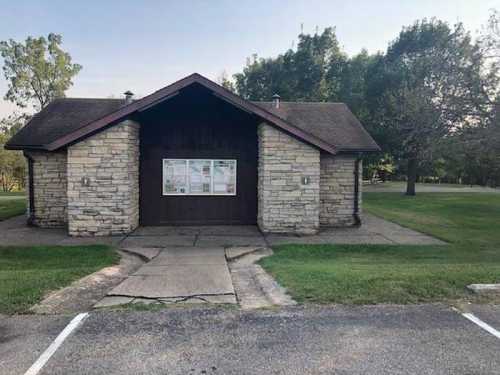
<box><xmin>367</xmin><ymin>19</ymin><xmax>495</xmax><ymax>195</ymax></box>
<box><xmin>331</xmin><ymin>49</ymin><xmax>379</xmax><ymax>120</ymax></box>
<box><xmin>234</xmin><ymin>28</ymin><xmax>345</xmax><ymax>101</ymax></box>
<box><xmin>0</xmin><ymin>33</ymin><xmax>82</xmax><ymax>111</ymax></box>
<box><xmin>0</xmin><ymin>33</ymin><xmax>82</xmax><ymax>192</ymax></box>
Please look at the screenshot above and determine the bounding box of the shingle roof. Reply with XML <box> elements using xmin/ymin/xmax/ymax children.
<box><xmin>6</xmin><ymin>98</ymin><xmax>125</xmax><ymax>149</ymax></box>
<box><xmin>5</xmin><ymin>73</ymin><xmax>379</xmax><ymax>153</ymax></box>
<box><xmin>252</xmin><ymin>102</ymin><xmax>379</xmax><ymax>152</ymax></box>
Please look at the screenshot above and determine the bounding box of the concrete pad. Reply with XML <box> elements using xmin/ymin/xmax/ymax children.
<box><xmin>264</xmin><ymin>213</ymin><xmax>444</xmax><ymax>246</ymax></box>
<box><xmin>385</xmin><ymin>234</ymin><xmax>445</xmax><ymax>245</ymax></box>
<box><xmin>467</xmin><ymin>284</ymin><xmax>500</xmax><ymax>294</ymax></box>
<box><xmin>158</xmin><ymin>294</ymin><xmax>237</xmax><ymax>304</ymax></box>
<box><xmin>133</xmin><ymin>266</ymin><xmax>170</xmax><ymax>276</ymax></box>
<box><xmin>198</xmin><ymin>225</ymin><xmax>262</xmax><ymax>236</ymax></box>
<box><xmin>201</xmin><ymin>294</ymin><xmax>237</xmax><ymax>304</ymax></box>
<box><xmin>120</xmin><ymin>235</ymin><xmax>195</xmax><ymax>248</ymax></box>
<box><xmin>109</xmin><ymin>264</ymin><xmax>234</xmax><ymax>298</ymax></box>
<box><xmin>130</xmin><ymin>226</ymin><xmax>200</xmax><ymax>236</ymax></box>
<box><xmin>121</xmin><ymin>247</ymin><xmax>161</xmax><ymax>260</ymax></box>
<box><xmin>94</xmin><ymin>296</ymin><xmax>133</xmax><ymax>308</ymax></box>
<box><xmin>196</xmin><ymin>235</ymin><xmax>267</xmax><ymax>247</ymax></box>
<box><xmin>146</xmin><ymin>254</ymin><xmax>226</xmax><ymax>266</ymax></box>
<box><xmin>160</xmin><ymin>246</ymin><xmax>224</xmax><ymax>257</ymax></box>
<box><xmin>225</xmin><ymin>246</ymin><xmax>263</xmax><ymax>261</ymax></box>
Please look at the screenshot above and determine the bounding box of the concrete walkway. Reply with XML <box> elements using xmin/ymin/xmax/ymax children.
<box><xmin>0</xmin><ymin>213</ymin><xmax>443</xmax><ymax>247</ymax></box>
<box><xmin>99</xmin><ymin>247</ymin><xmax>237</xmax><ymax>306</ymax></box>
<box><xmin>265</xmin><ymin>213</ymin><xmax>446</xmax><ymax>246</ymax></box>
<box><xmin>0</xmin><ymin>215</ymin><xmax>122</xmax><ymax>246</ymax></box>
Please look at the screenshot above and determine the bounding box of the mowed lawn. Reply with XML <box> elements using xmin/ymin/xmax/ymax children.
<box><xmin>0</xmin><ymin>191</ymin><xmax>26</xmax><ymax>221</ymax></box>
<box><xmin>260</xmin><ymin>193</ymin><xmax>500</xmax><ymax>304</ymax></box>
<box><xmin>0</xmin><ymin>245</ymin><xmax>118</xmax><ymax>314</ymax></box>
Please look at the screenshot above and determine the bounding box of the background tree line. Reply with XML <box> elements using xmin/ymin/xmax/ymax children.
<box><xmin>225</xmin><ymin>11</ymin><xmax>500</xmax><ymax>195</ymax></box>
<box><xmin>1</xmin><ymin>13</ymin><xmax>499</xmax><ymax>195</ymax></box>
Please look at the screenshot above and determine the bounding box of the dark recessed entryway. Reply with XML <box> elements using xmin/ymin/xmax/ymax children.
<box><xmin>137</xmin><ymin>84</ymin><xmax>258</xmax><ymax>226</ymax></box>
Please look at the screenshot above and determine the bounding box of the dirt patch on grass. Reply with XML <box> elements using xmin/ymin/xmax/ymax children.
<box><xmin>31</xmin><ymin>251</ymin><xmax>144</xmax><ymax>314</ymax></box>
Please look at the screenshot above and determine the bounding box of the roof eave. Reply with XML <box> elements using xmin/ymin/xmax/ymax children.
<box><xmin>4</xmin><ymin>143</ymin><xmax>49</xmax><ymax>151</ymax></box>
<box><xmin>337</xmin><ymin>146</ymin><xmax>381</xmax><ymax>154</ymax></box>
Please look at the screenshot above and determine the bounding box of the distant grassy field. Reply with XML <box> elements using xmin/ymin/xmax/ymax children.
<box><xmin>0</xmin><ymin>245</ymin><xmax>118</xmax><ymax>314</ymax></box>
<box><xmin>0</xmin><ymin>192</ymin><xmax>26</xmax><ymax>221</ymax></box>
<box><xmin>260</xmin><ymin>193</ymin><xmax>500</xmax><ymax>304</ymax></box>
<box><xmin>364</xmin><ymin>181</ymin><xmax>500</xmax><ymax>194</ymax></box>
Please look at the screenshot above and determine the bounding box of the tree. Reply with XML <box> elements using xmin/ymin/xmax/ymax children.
<box><xmin>216</xmin><ymin>70</ymin><xmax>236</xmax><ymax>92</ymax></box>
<box><xmin>234</xmin><ymin>28</ymin><xmax>345</xmax><ymax>101</ymax></box>
<box><xmin>0</xmin><ymin>33</ymin><xmax>81</xmax><ymax>193</ymax></box>
<box><xmin>367</xmin><ymin>19</ymin><xmax>495</xmax><ymax>195</ymax></box>
<box><xmin>332</xmin><ymin>49</ymin><xmax>379</xmax><ymax>120</ymax></box>
<box><xmin>0</xmin><ymin>33</ymin><xmax>82</xmax><ymax>111</ymax></box>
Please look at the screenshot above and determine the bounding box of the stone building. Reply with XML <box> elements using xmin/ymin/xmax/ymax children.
<box><xmin>6</xmin><ymin>73</ymin><xmax>379</xmax><ymax>236</ymax></box>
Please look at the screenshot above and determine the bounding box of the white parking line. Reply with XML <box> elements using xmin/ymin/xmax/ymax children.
<box><xmin>24</xmin><ymin>312</ymin><xmax>89</xmax><ymax>375</ymax></box>
<box><xmin>462</xmin><ymin>312</ymin><xmax>500</xmax><ymax>340</ymax></box>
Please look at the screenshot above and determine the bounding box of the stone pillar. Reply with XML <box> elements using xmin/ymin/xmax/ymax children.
<box><xmin>27</xmin><ymin>150</ymin><xmax>68</xmax><ymax>227</ymax></box>
<box><xmin>319</xmin><ymin>154</ymin><xmax>361</xmax><ymax>227</ymax></box>
<box><xmin>257</xmin><ymin>123</ymin><xmax>320</xmax><ymax>235</ymax></box>
<box><xmin>67</xmin><ymin>120</ymin><xmax>140</xmax><ymax>236</ymax></box>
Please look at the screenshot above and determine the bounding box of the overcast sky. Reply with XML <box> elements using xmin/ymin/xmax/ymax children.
<box><xmin>1</xmin><ymin>0</ymin><xmax>499</xmax><ymax>118</ymax></box>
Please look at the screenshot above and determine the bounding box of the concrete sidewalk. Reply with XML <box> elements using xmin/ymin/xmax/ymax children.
<box><xmin>0</xmin><ymin>213</ymin><xmax>443</xmax><ymax>247</ymax></box>
<box><xmin>100</xmin><ymin>247</ymin><xmax>237</xmax><ymax>306</ymax></box>
<box><xmin>265</xmin><ymin>213</ymin><xmax>446</xmax><ymax>246</ymax></box>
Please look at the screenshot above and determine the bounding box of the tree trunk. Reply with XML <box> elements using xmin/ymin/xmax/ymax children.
<box><xmin>406</xmin><ymin>157</ymin><xmax>417</xmax><ymax>196</ymax></box>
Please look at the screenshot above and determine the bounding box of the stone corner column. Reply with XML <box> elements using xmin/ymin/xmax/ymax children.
<box><xmin>257</xmin><ymin>123</ymin><xmax>320</xmax><ymax>235</ymax></box>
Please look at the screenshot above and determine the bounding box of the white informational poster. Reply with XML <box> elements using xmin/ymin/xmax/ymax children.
<box><xmin>213</xmin><ymin>160</ymin><xmax>236</xmax><ymax>194</ymax></box>
<box><xmin>189</xmin><ymin>160</ymin><xmax>211</xmax><ymax>194</ymax></box>
<box><xmin>163</xmin><ymin>159</ymin><xmax>236</xmax><ymax>195</ymax></box>
<box><xmin>163</xmin><ymin>159</ymin><xmax>187</xmax><ymax>194</ymax></box>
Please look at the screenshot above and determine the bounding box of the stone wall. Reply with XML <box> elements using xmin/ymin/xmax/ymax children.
<box><xmin>27</xmin><ymin>150</ymin><xmax>67</xmax><ymax>227</ymax></box>
<box><xmin>319</xmin><ymin>154</ymin><xmax>361</xmax><ymax>227</ymax></box>
<box><xmin>67</xmin><ymin>120</ymin><xmax>140</xmax><ymax>236</ymax></box>
<box><xmin>257</xmin><ymin>123</ymin><xmax>320</xmax><ymax>234</ymax></box>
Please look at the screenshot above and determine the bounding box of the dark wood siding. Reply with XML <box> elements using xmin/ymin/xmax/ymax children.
<box><xmin>138</xmin><ymin>85</ymin><xmax>258</xmax><ymax>225</ymax></box>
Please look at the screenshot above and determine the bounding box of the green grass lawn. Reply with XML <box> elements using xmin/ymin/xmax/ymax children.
<box><xmin>0</xmin><ymin>245</ymin><xmax>118</xmax><ymax>314</ymax></box>
<box><xmin>0</xmin><ymin>191</ymin><xmax>26</xmax><ymax>221</ymax></box>
<box><xmin>260</xmin><ymin>193</ymin><xmax>500</xmax><ymax>304</ymax></box>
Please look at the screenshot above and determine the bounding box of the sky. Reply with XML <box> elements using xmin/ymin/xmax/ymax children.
<box><xmin>0</xmin><ymin>0</ymin><xmax>499</xmax><ymax>118</ymax></box>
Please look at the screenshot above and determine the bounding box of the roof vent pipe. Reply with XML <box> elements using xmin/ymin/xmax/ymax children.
<box><xmin>272</xmin><ymin>93</ymin><xmax>280</xmax><ymax>109</ymax></box>
<box><xmin>124</xmin><ymin>90</ymin><xmax>134</xmax><ymax>104</ymax></box>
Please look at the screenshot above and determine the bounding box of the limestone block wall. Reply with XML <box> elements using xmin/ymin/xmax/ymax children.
<box><xmin>319</xmin><ymin>154</ymin><xmax>361</xmax><ymax>227</ymax></box>
<box><xmin>27</xmin><ymin>150</ymin><xmax>67</xmax><ymax>227</ymax></box>
<box><xmin>67</xmin><ymin>120</ymin><xmax>140</xmax><ymax>236</ymax></box>
<box><xmin>257</xmin><ymin>123</ymin><xmax>320</xmax><ymax>234</ymax></box>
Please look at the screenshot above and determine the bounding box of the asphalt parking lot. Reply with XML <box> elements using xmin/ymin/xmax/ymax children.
<box><xmin>2</xmin><ymin>304</ymin><xmax>500</xmax><ymax>375</ymax></box>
